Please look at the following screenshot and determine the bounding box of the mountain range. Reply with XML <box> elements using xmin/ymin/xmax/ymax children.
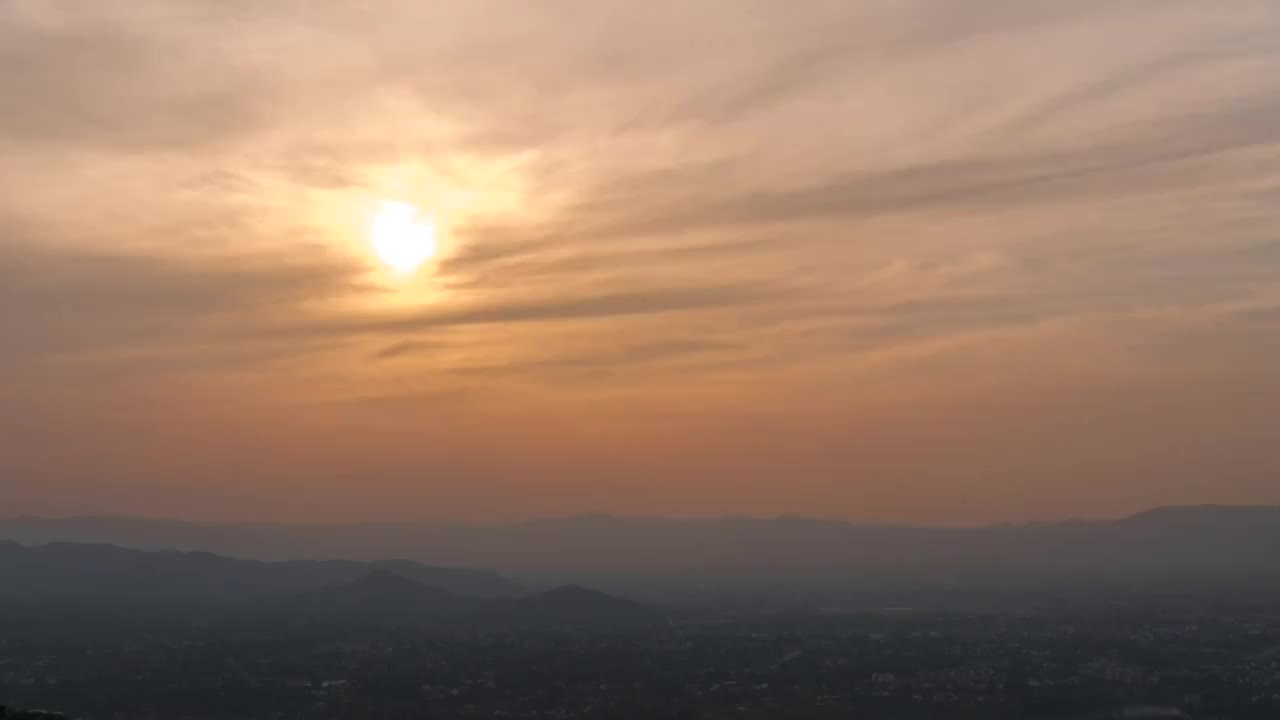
<box><xmin>4</xmin><ymin>506</ymin><xmax>1280</xmax><ymax>596</ymax></box>
<box><xmin>0</xmin><ymin>538</ymin><xmax>518</xmax><ymax>606</ymax></box>
<box><xmin>0</xmin><ymin>540</ymin><xmax>655</xmax><ymax>626</ymax></box>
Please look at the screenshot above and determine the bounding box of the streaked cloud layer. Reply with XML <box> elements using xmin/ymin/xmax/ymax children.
<box><xmin>3</xmin><ymin>0</ymin><xmax>1279</xmax><ymax>523</ymax></box>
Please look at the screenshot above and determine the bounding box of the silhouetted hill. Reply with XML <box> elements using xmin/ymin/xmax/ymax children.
<box><xmin>494</xmin><ymin>584</ymin><xmax>659</xmax><ymax>626</ymax></box>
<box><xmin>524</xmin><ymin>584</ymin><xmax>645</xmax><ymax>613</ymax></box>
<box><xmin>5</xmin><ymin>506</ymin><xmax>1280</xmax><ymax>597</ymax></box>
<box><xmin>0</xmin><ymin>540</ymin><xmax>520</xmax><ymax>611</ymax></box>
<box><xmin>285</xmin><ymin>570</ymin><xmax>466</xmax><ymax>623</ymax></box>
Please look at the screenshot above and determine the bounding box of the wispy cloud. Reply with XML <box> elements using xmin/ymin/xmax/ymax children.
<box><xmin>3</xmin><ymin>0</ymin><xmax>1280</xmax><ymax>522</ymax></box>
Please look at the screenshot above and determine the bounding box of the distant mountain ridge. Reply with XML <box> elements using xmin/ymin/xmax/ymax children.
<box><xmin>0</xmin><ymin>540</ymin><xmax>654</xmax><ymax>626</ymax></box>
<box><xmin>0</xmin><ymin>539</ymin><xmax>521</xmax><ymax>607</ymax></box>
<box><xmin>3</xmin><ymin>506</ymin><xmax>1280</xmax><ymax>592</ymax></box>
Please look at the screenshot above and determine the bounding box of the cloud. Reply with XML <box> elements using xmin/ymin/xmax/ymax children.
<box><xmin>302</xmin><ymin>283</ymin><xmax>779</xmax><ymax>340</ymax></box>
<box><xmin>372</xmin><ymin>340</ymin><xmax>438</xmax><ymax>362</ymax></box>
<box><xmin>0</xmin><ymin>240</ymin><xmax>368</xmax><ymax>365</ymax></box>
<box><xmin>443</xmin><ymin>338</ymin><xmax>736</xmax><ymax>381</ymax></box>
<box><xmin>0</xmin><ymin>3</ymin><xmax>281</xmax><ymax>152</ymax></box>
<box><xmin>0</xmin><ymin>238</ymin><xmax>775</xmax><ymax>386</ymax></box>
<box><xmin>4</xmin><ymin>0</ymin><xmax>1278</xmax><ymax>368</ymax></box>
<box><xmin>3</xmin><ymin>0</ymin><xmax>1280</xmax><ymax>520</ymax></box>
<box><xmin>535</xmin><ymin>97</ymin><xmax>1280</xmax><ymax>250</ymax></box>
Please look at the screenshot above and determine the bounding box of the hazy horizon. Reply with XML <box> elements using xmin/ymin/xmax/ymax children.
<box><xmin>4</xmin><ymin>1</ymin><xmax>1280</xmax><ymax>525</ymax></box>
<box><xmin>4</xmin><ymin>502</ymin><xmax>1275</xmax><ymax>530</ymax></box>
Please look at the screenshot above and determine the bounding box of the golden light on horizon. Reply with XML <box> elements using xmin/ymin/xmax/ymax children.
<box><xmin>368</xmin><ymin>199</ymin><xmax>437</xmax><ymax>275</ymax></box>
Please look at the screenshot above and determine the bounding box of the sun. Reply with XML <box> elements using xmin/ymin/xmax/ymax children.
<box><xmin>368</xmin><ymin>199</ymin><xmax>437</xmax><ymax>274</ymax></box>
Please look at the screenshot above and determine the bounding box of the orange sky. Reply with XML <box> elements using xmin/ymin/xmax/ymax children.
<box><xmin>2</xmin><ymin>0</ymin><xmax>1280</xmax><ymax>524</ymax></box>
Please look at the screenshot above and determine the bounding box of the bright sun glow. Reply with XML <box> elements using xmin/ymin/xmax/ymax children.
<box><xmin>368</xmin><ymin>200</ymin><xmax>437</xmax><ymax>274</ymax></box>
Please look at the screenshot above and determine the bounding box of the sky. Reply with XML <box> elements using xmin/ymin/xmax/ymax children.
<box><xmin>2</xmin><ymin>0</ymin><xmax>1279</xmax><ymax>525</ymax></box>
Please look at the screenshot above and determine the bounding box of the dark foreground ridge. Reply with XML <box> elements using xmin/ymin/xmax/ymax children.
<box><xmin>0</xmin><ymin>705</ymin><xmax>69</xmax><ymax>720</ymax></box>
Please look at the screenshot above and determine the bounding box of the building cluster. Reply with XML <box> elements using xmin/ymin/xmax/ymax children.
<box><xmin>4</xmin><ymin>608</ymin><xmax>1280</xmax><ymax>718</ymax></box>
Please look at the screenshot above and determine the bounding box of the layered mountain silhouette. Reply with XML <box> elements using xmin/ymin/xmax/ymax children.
<box><xmin>0</xmin><ymin>539</ymin><xmax>519</xmax><ymax>609</ymax></box>
<box><xmin>0</xmin><ymin>540</ymin><xmax>658</xmax><ymax>626</ymax></box>
<box><xmin>4</xmin><ymin>506</ymin><xmax>1280</xmax><ymax>595</ymax></box>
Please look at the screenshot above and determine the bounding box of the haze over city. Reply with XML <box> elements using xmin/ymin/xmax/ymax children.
<box><xmin>3</xmin><ymin>0</ymin><xmax>1280</xmax><ymax>526</ymax></box>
